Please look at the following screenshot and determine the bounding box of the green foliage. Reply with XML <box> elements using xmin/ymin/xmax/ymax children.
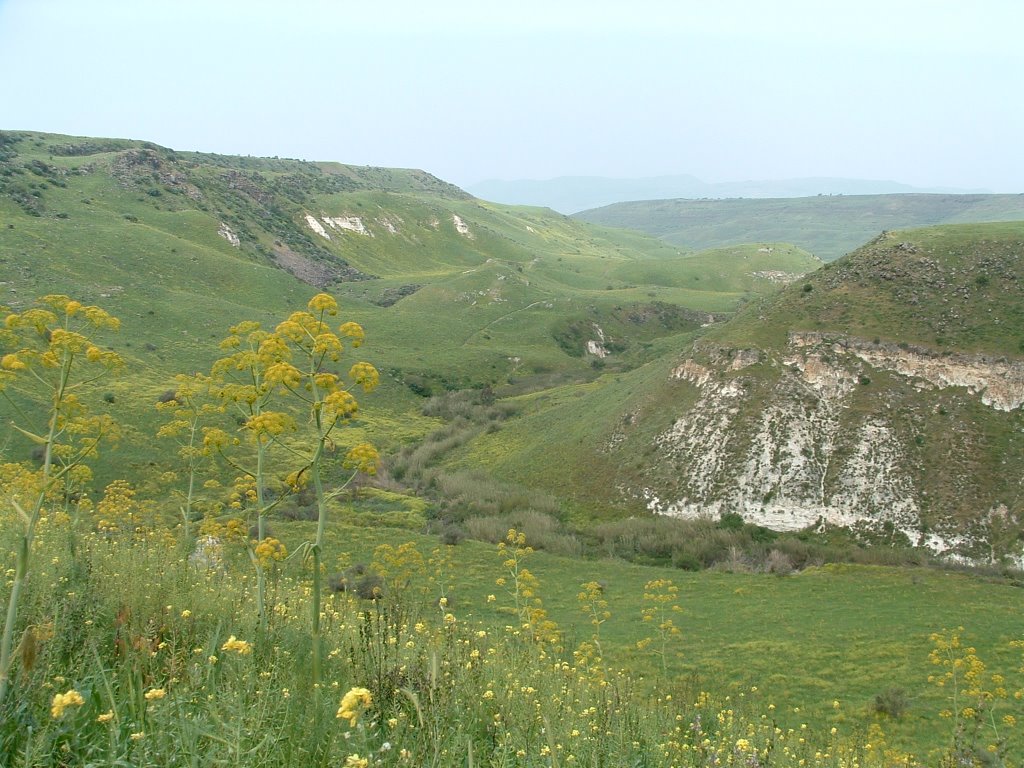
<box><xmin>874</xmin><ymin>686</ymin><xmax>910</xmax><ymax>719</ymax></box>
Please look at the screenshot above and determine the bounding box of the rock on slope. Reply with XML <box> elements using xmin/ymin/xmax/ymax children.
<box><xmin>629</xmin><ymin>224</ymin><xmax>1024</xmax><ymax>561</ymax></box>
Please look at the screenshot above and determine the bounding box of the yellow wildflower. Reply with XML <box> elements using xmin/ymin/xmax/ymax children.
<box><xmin>308</xmin><ymin>293</ymin><xmax>339</xmax><ymax>315</ymax></box>
<box><xmin>336</xmin><ymin>686</ymin><xmax>372</xmax><ymax>725</ymax></box>
<box><xmin>1</xmin><ymin>353</ymin><xmax>26</xmax><ymax>371</ymax></box>
<box><xmin>254</xmin><ymin>537</ymin><xmax>288</xmax><ymax>565</ymax></box>
<box><xmin>343</xmin><ymin>443</ymin><xmax>379</xmax><ymax>475</ymax></box>
<box><xmin>338</xmin><ymin>321</ymin><xmax>365</xmax><ymax>346</ymax></box>
<box><xmin>325</xmin><ymin>390</ymin><xmax>358</xmax><ymax>419</ymax></box>
<box><xmin>349</xmin><ymin>361</ymin><xmax>379</xmax><ymax>392</ymax></box>
<box><xmin>221</xmin><ymin>635</ymin><xmax>253</xmax><ymax>655</ymax></box>
<box><xmin>51</xmin><ymin>689</ymin><xmax>85</xmax><ymax>718</ymax></box>
<box><xmin>344</xmin><ymin>755</ymin><xmax>368</xmax><ymax>768</ymax></box>
<box><xmin>144</xmin><ymin>688</ymin><xmax>166</xmax><ymax>701</ymax></box>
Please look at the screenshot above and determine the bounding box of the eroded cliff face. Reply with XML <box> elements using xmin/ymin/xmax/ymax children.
<box><xmin>640</xmin><ymin>334</ymin><xmax>1023</xmax><ymax>556</ymax></box>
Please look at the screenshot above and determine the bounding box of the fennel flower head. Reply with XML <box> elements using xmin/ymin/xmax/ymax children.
<box><xmin>336</xmin><ymin>686</ymin><xmax>372</xmax><ymax>725</ymax></box>
<box><xmin>221</xmin><ymin>635</ymin><xmax>252</xmax><ymax>655</ymax></box>
<box><xmin>51</xmin><ymin>689</ymin><xmax>85</xmax><ymax>718</ymax></box>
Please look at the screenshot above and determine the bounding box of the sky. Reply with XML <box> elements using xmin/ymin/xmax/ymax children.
<box><xmin>1</xmin><ymin>0</ymin><xmax>1022</xmax><ymax>191</ymax></box>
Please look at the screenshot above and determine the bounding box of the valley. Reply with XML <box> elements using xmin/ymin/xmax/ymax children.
<box><xmin>1</xmin><ymin>130</ymin><xmax>1022</xmax><ymax>765</ymax></box>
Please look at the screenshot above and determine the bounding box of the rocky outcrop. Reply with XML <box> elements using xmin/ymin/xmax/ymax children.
<box><xmin>452</xmin><ymin>214</ymin><xmax>473</xmax><ymax>238</ymax></box>
<box><xmin>788</xmin><ymin>332</ymin><xmax>1024</xmax><ymax>411</ymax></box>
<box><xmin>643</xmin><ymin>333</ymin><xmax>1023</xmax><ymax>555</ymax></box>
<box><xmin>323</xmin><ymin>216</ymin><xmax>373</xmax><ymax>236</ymax></box>
<box><xmin>218</xmin><ymin>222</ymin><xmax>240</xmax><ymax>247</ymax></box>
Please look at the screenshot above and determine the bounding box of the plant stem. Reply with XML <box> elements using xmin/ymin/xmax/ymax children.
<box><xmin>0</xmin><ymin>350</ymin><xmax>68</xmax><ymax>705</ymax></box>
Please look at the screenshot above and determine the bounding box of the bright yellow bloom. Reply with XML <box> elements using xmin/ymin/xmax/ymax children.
<box><xmin>344</xmin><ymin>755</ymin><xmax>368</xmax><ymax>768</ymax></box>
<box><xmin>308</xmin><ymin>293</ymin><xmax>339</xmax><ymax>315</ymax></box>
<box><xmin>343</xmin><ymin>443</ymin><xmax>379</xmax><ymax>475</ymax></box>
<box><xmin>1</xmin><ymin>353</ymin><xmax>26</xmax><ymax>371</ymax></box>
<box><xmin>96</xmin><ymin>710</ymin><xmax>115</xmax><ymax>723</ymax></box>
<box><xmin>338</xmin><ymin>321</ymin><xmax>365</xmax><ymax>347</ymax></box>
<box><xmin>254</xmin><ymin>537</ymin><xmax>288</xmax><ymax>565</ymax></box>
<box><xmin>144</xmin><ymin>688</ymin><xmax>167</xmax><ymax>701</ymax></box>
<box><xmin>325</xmin><ymin>390</ymin><xmax>358</xmax><ymax>419</ymax></box>
<box><xmin>312</xmin><ymin>332</ymin><xmax>342</xmax><ymax>359</ymax></box>
<box><xmin>244</xmin><ymin>411</ymin><xmax>295</xmax><ymax>437</ymax></box>
<box><xmin>221</xmin><ymin>635</ymin><xmax>253</xmax><ymax>655</ymax></box>
<box><xmin>51</xmin><ymin>689</ymin><xmax>85</xmax><ymax>718</ymax></box>
<box><xmin>337</xmin><ymin>686</ymin><xmax>372</xmax><ymax>725</ymax></box>
<box><xmin>349</xmin><ymin>362</ymin><xmax>379</xmax><ymax>392</ymax></box>
<box><xmin>264</xmin><ymin>361</ymin><xmax>302</xmax><ymax>388</ymax></box>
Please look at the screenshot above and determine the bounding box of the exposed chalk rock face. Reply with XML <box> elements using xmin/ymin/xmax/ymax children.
<box><xmin>788</xmin><ymin>332</ymin><xmax>1024</xmax><ymax>411</ymax></box>
<box><xmin>586</xmin><ymin>323</ymin><xmax>609</xmax><ymax>357</ymax></box>
<box><xmin>853</xmin><ymin>347</ymin><xmax>1024</xmax><ymax>412</ymax></box>
<box><xmin>728</xmin><ymin>349</ymin><xmax>760</xmax><ymax>370</ymax></box>
<box><xmin>218</xmin><ymin>222</ymin><xmax>240</xmax><ymax>247</ymax></box>
<box><xmin>640</xmin><ymin>332</ymin><xmax>1023</xmax><ymax>557</ymax></box>
<box><xmin>452</xmin><ymin>214</ymin><xmax>472</xmax><ymax>237</ymax></box>
<box><xmin>324</xmin><ymin>216</ymin><xmax>373</xmax><ymax>236</ymax></box>
<box><xmin>375</xmin><ymin>215</ymin><xmax>401</xmax><ymax>234</ymax></box>
<box><xmin>670</xmin><ymin>359</ymin><xmax>713</xmax><ymax>387</ymax></box>
<box><xmin>750</xmin><ymin>270</ymin><xmax>803</xmax><ymax>284</ymax></box>
<box><xmin>305</xmin><ymin>214</ymin><xmax>330</xmax><ymax>239</ymax></box>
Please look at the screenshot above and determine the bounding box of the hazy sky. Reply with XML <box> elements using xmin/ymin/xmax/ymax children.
<box><xmin>1</xmin><ymin>0</ymin><xmax>1022</xmax><ymax>191</ymax></box>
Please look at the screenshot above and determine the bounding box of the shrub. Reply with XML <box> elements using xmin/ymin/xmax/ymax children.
<box><xmin>157</xmin><ymin>389</ymin><xmax>178</xmax><ymax>404</ymax></box>
<box><xmin>718</xmin><ymin>511</ymin><xmax>744</xmax><ymax>530</ymax></box>
<box><xmin>873</xmin><ymin>687</ymin><xmax>909</xmax><ymax>719</ymax></box>
<box><xmin>765</xmin><ymin>549</ymin><xmax>794</xmax><ymax>576</ymax></box>
<box><xmin>438</xmin><ymin>524</ymin><xmax>465</xmax><ymax>546</ymax></box>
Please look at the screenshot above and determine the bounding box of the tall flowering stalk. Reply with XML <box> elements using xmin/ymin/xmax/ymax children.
<box><xmin>496</xmin><ymin>529</ymin><xmax>559</xmax><ymax>647</ymax></box>
<box><xmin>155</xmin><ymin>373</ymin><xmax>220</xmax><ymax>544</ymax></box>
<box><xmin>0</xmin><ymin>296</ymin><xmax>120</xmax><ymax>705</ymax></box>
<box><xmin>273</xmin><ymin>293</ymin><xmax>379</xmax><ymax>688</ymax></box>
<box><xmin>636</xmin><ymin>578</ymin><xmax>682</xmax><ymax>676</ymax></box>
<box><xmin>206</xmin><ymin>321</ymin><xmax>296</xmax><ymax>628</ymax></box>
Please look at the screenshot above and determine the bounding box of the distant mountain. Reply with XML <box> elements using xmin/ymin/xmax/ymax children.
<box><xmin>574</xmin><ymin>193</ymin><xmax>1024</xmax><ymax>261</ymax></box>
<box><xmin>466</xmin><ymin>174</ymin><xmax>986</xmax><ymax>214</ymax></box>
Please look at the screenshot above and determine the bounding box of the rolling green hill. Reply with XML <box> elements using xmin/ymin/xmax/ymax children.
<box><xmin>3</xmin><ymin>130</ymin><xmax>1022</xmax><ymax>560</ymax></box>
<box><xmin>453</xmin><ymin>222</ymin><xmax>1024</xmax><ymax>562</ymax></box>
<box><xmin>2</xmin><ymin>131</ymin><xmax>1023</xmax><ymax>764</ymax></box>
<box><xmin>0</xmin><ymin>130</ymin><xmax>816</xmax><ymax>486</ymax></box>
<box><xmin>574</xmin><ymin>193</ymin><xmax>1024</xmax><ymax>261</ymax></box>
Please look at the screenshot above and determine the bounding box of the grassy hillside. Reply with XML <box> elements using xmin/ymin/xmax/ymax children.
<box><xmin>444</xmin><ymin>223</ymin><xmax>1024</xmax><ymax>555</ymax></box>
<box><xmin>0</xmin><ymin>130</ymin><xmax>817</xmax><ymax>489</ymax></box>
<box><xmin>713</xmin><ymin>222</ymin><xmax>1024</xmax><ymax>355</ymax></box>
<box><xmin>2</xmin><ymin>132</ymin><xmax>1023</xmax><ymax>766</ymax></box>
<box><xmin>574</xmin><ymin>193</ymin><xmax>1024</xmax><ymax>261</ymax></box>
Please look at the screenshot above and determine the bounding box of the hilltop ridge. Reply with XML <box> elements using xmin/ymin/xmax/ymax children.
<box><xmin>574</xmin><ymin>193</ymin><xmax>1024</xmax><ymax>261</ymax></box>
